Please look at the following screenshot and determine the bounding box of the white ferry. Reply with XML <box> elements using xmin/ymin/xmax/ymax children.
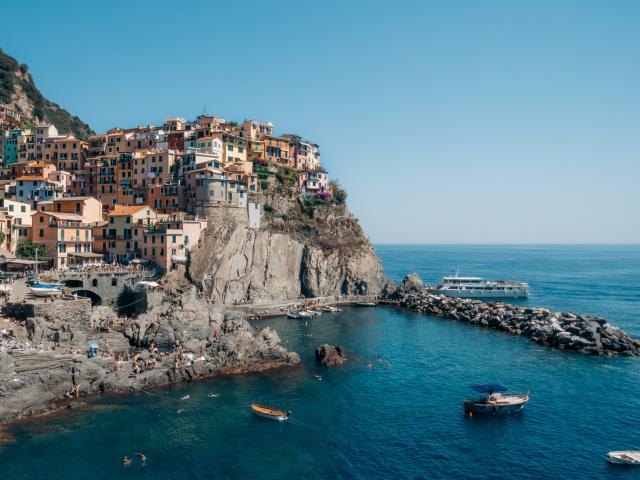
<box><xmin>429</xmin><ymin>274</ymin><xmax>529</xmax><ymax>299</ymax></box>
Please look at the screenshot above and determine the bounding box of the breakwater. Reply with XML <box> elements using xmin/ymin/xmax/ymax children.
<box><xmin>385</xmin><ymin>274</ymin><xmax>640</xmax><ymax>356</ymax></box>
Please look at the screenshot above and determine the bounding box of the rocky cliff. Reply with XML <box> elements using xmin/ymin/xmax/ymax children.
<box><xmin>0</xmin><ymin>49</ymin><xmax>93</xmax><ymax>138</ymax></box>
<box><xmin>0</xmin><ymin>290</ymin><xmax>298</xmax><ymax>425</ymax></box>
<box><xmin>188</xmin><ymin>189</ymin><xmax>385</xmax><ymax>305</ymax></box>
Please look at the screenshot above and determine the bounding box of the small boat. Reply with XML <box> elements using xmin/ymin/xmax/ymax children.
<box><xmin>322</xmin><ymin>306</ymin><xmax>343</xmax><ymax>313</ymax></box>
<box><xmin>355</xmin><ymin>302</ymin><xmax>377</xmax><ymax>307</ymax></box>
<box><xmin>463</xmin><ymin>384</ymin><xmax>529</xmax><ymax>415</ymax></box>
<box><xmin>298</xmin><ymin>310</ymin><xmax>315</xmax><ymax>318</ymax></box>
<box><xmin>287</xmin><ymin>312</ymin><xmax>301</xmax><ymax>319</ymax></box>
<box><xmin>29</xmin><ymin>283</ymin><xmax>64</xmax><ymax>297</ymax></box>
<box><xmin>251</xmin><ymin>403</ymin><xmax>290</xmax><ymax>421</ymax></box>
<box><xmin>181</xmin><ymin>395</ymin><xmax>190</xmax><ymax>400</ymax></box>
<box><xmin>607</xmin><ymin>451</ymin><xmax>640</xmax><ymax>465</ymax></box>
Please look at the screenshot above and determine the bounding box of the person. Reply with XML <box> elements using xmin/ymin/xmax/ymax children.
<box><xmin>137</xmin><ymin>452</ymin><xmax>147</xmax><ymax>464</ymax></box>
<box><xmin>122</xmin><ymin>456</ymin><xmax>132</xmax><ymax>466</ymax></box>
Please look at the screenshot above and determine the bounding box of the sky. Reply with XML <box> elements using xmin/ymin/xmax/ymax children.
<box><xmin>2</xmin><ymin>0</ymin><xmax>639</xmax><ymax>243</ymax></box>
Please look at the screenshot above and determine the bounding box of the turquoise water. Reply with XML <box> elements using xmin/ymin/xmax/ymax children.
<box><xmin>2</xmin><ymin>245</ymin><xmax>640</xmax><ymax>479</ymax></box>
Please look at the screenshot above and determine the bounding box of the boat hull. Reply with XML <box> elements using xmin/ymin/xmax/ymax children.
<box><xmin>29</xmin><ymin>287</ymin><xmax>63</xmax><ymax>297</ymax></box>
<box><xmin>251</xmin><ymin>403</ymin><xmax>289</xmax><ymax>421</ymax></box>
<box><xmin>607</xmin><ymin>451</ymin><xmax>640</xmax><ymax>465</ymax></box>
<box><xmin>429</xmin><ymin>288</ymin><xmax>528</xmax><ymax>299</ymax></box>
<box><xmin>464</xmin><ymin>395</ymin><xmax>529</xmax><ymax>415</ymax></box>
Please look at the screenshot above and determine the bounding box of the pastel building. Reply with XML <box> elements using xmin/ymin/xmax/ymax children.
<box><xmin>42</xmin><ymin>135</ymin><xmax>88</xmax><ymax>171</ymax></box>
<box><xmin>0</xmin><ymin>199</ymin><xmax>32</xmax><ymax>253</ymax></box>
<box><xmin>31</xmin><ymin>211</ymin><xmax>94</xmax><ymax>269</ymax></box>
<box><xmin>93</xmin><ymin>205</ymin><xmax>156</xmax><ymax>262</ymax></box>
<box><xmin>133</xmin><ymin>214</ymin><xmax>207</xmax><ymax>271</ymax></box>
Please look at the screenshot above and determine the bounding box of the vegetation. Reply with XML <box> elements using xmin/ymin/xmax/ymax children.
<box><xmin>329</xmin><ymin>179</ymin><xmax>347</xmax><ymax>205</ymax></box>
<box><xmin>275</xmin><ymin>166</ymin><xmax>298</xmax><ymax>189</ymax></box>
<box><xmin>0</xmin><ymin>49</ymin><xmax>94</xmax><ymax>139</ymax></box>
<box><xmin>17</xmin><ymin>242</ymin><xmax>47</xmax><ymax>259</ymax></box>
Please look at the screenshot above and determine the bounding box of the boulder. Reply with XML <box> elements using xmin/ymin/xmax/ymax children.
<box><xmin>315</xmin><ymin>344</ymin><xmax>348</xmax><ymax>366</ymax></box>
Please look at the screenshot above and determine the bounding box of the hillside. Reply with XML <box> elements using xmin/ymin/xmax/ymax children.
<box><xmin>0</xmin><ymin>48</ymin><xmax>93</xmax><ymax>138</ymax></box>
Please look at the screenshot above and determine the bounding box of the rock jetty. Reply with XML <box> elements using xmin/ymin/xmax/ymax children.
<box><xmin>385</xmin><ymin>274</ymin><xmax>640</xmax><ymax>356</ymax></box>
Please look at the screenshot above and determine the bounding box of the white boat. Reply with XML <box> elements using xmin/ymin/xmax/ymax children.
<box><xmin>429</xmin><ymin>274</ymin><xmax>529</xmax><ymax>299</ymax></box>
<box><xmin>287</xmin><ymin>312</ymin><xmax>301</xmax><ymax>319</ymax></box>
<box><xmin>463</xmin><ymin>384</ymin><xmax>529</xmax><ymax>415</ymax></box>
<box><xmin>298</xmin><ymin>311</ymin><xmax>315</xmax><ymax>318</ymax></box>
<box><xmin>29</xmin><ymin>284</ymin><xmax>64</xmax><ymax>297</ymax></box>
<box><xmin>322</xmin><ymin>306</ymin><xmax>343</xmax><ymax>313</ymax></box>
<box><xmin>355</xmin><ymin>302</ymin><xmax>377</xmax><ymax>307</ymax></box>
<box><xmin>607</xmin><ymin>451</ymin><xmax>640</xmax><ymax>465</ymax></box>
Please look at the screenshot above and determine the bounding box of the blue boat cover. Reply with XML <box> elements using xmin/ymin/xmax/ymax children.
<box><xmin>471</xmin><ymin>384</ymin><xmax>508</xmax><ymax>394</ymax></box>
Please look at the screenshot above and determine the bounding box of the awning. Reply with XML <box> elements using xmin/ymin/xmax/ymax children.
<box><xmin>68</xmin><ymin>252</ymin><xmax>104</xmax><ymax>258</ymax></box>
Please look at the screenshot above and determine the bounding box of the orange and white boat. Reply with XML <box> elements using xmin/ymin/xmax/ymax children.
<box><xmin>250</xmin><ymin>403</ymin><xmax>290</xmax><ymax>421</ymax></box>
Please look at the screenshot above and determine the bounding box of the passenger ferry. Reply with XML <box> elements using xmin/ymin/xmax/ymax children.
<box><xmin>429</xmin><ymin>274</ymin><xmax>529</xmax><ymax>299</ymax></box>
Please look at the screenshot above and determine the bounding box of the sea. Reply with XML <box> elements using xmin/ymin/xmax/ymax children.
<box><xmin>1</xmin><ymin>245</ymin><xmax>639</xmax><ymax>479</ymax></box>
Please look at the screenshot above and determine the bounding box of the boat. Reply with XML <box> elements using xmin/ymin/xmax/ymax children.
<box><xmin>429</xmin><ymin>274</ymin><xmax>529</xmax><ymax>299</ymax></box>
<box><xmin>298</xmin><ymin>310</ymin><xmax>315</xmax><ymax>318</ymax></box>
<box><xmin>322</xmin><ymin>306</ymin><xmax>343</xmax><ymax>313</ymax></box>
<box><xmin>355</xmin><ymin>302</ymin><xmax>377</xmax><ymax>307</ymax></box>
<box><xmin>607</xmin><ymin>451</ymin><xmax>640</xmax><ymax>465</ymax></box>
<box><xmin>287</xmin><ymin>312</ymin><xmax>301</xmax><ymax>319</ymax></box>
<box><xmin>463</xmin><ymin>384</ymin><xmax>529</xmax><ymax>415</ymax></box>
<box><xmin>29</xmin><ymin>283</ymin><xmax>64</xmax><ymax>297</ymax></box>
<box><xmin>250</xmin><ymin>403</ymin><xmax>290</xmax><ymax>421</ymax></box>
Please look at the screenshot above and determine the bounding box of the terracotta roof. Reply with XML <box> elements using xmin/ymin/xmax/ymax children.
<box><xmin>108</xmin><ymin>205</ymin><xmax>153</xmax><ymax>216</ymax></box>
<box><xmin>37</xmin><ymin>212</ymin><xmax>84</xmax><ymax>221</ymax></box>
<box><xmin>16</xmin><ymin>176</ymin><xmax>47</xmax><ymax>181</ymax></box>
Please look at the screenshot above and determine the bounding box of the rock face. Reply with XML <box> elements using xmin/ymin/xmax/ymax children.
<box><xmin>188</xmin><ymin>202</ymin><xmax>385</xmax><ymax>305</ymax></box>
<box><xmin>0</xmin><ymin>48</ymin><xmax>94</xmax><ymax>138</ymax></box>
<box><xmin>387</xmin><ymin>274</ymin><xmax>640</xmax><ymax>356</ymax></box>
<box><xmin>315</xmin><ymin>344</ymin><xmax>348</xmax><ymax>366</ymax></box>
<box><xmin>0</xmin><ymin>288</ymin><xmax>299</xmax><ymax>425</ymax></box>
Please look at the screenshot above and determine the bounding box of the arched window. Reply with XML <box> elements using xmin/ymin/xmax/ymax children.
<box><xmin>111</xmin><ymin>277</ymin><xmax>118</xmax><ymax>287</ymax></box>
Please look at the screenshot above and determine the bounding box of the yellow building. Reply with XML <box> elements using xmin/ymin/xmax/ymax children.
<box><xmin>93</xmin><ymin>205</ymin><xmax>157</xmax><ymax>262</ymax></box>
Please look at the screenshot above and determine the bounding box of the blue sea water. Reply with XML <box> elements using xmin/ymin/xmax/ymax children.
<box><xmin>1</xmin><ymin>245</ymin><xmax>640</xmax><ymax>479</ymax></box>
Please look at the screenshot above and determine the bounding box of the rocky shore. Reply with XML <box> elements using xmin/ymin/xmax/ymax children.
<box><xmin>384</xmin><ymin>274</ymin><xmax>640</xmax><ymax>356</ymax></box>
<box><xmin>0</xmin><ymin>286</ymin><xmax>299</xmax><ymax>426</ymax></box>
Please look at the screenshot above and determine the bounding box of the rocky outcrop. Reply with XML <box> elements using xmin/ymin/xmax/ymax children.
<box><xmin>315</xmin><ymin>344</ymin><xmax>348</xmax><ymax>366</ymax></box>
<box><xmin>188</xmin><ymin>202</ymin><xmax>385</xmax><ymax>305</ymax></box>
<box><xmin>388</xmin><ymin>274</ymin><xmax>640</xmax><ymax>356</ymax></box>
<box><xmin>0</xmin><ymin>289</ymin><xmax>299</xmax><ymax>425</ymax></box>
<box><xmin>0</xmin><ymin>49</ymin><xmax>94</xmax><ymax>138</ymax></box>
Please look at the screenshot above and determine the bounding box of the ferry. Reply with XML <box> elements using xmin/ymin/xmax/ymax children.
<box><xmin>429</xmin><ymin>274</ymin><xmax>529</xmax><ymax>299</ymax></box>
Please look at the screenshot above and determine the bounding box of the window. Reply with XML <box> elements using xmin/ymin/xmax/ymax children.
<box><xmin>39</xmin><ymin>229</ymin><xmax>44</xmax><ymax>237</ymax></box>
<box><xmin>227</xmin><ymin>145</ymin><xmax>233</xmax><ymax>151</ymax></box>
<box><xmin>59</xmin><ymin>244</ymin><xmax>66</xmax><ymax>253</ymax></box>
<box><xmin>111</xmin><ymin>278</ymin><xmax>118</xmax><ymax>287</ymax></box>
<box><xmin>92</xmin><ymin>279</ymin><xmax>98</xmax><ymax>287</ymax></box>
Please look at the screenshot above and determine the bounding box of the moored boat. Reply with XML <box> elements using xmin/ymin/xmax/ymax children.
<box><xmin>355</xmin><ymin>302</ymin><xmax>377</xmax><ymax>307</ymax></box>
<box><xmin>429</xmin><ymin>274</ymin><xmax>529</xmax><ymax>299</ymax></box>
<box><xmin>29</xmin><ymin>283</ymin><xmax>64</xmax><ymax>297</ymax></box>
<box><xmin>607</xmin><ymin>451</ymin><xmax>640</xmax><ymax>465</ymax></box>
<box><xmin>463</xmin><ymin>384</ymin><xmax>529</xmax><ymax>415</ymax></box>
<box><xmin>287</xmin><ymin>312</ymin><xmax>301</xmax><ymax>319</ymax></box>
<box><xmin>250</xmin><ymin>403</ymin><xmax>290</xmax><ymax>421</ymax></box>
<box><xmin>322</xmin><ymin>306</ymin><xmax>343</xmax><ymax>312</ymax></box>
<box><xmin>298</xmin><ymin>310</ymin><xmax>315</xmax><ymax>318</ymax></box>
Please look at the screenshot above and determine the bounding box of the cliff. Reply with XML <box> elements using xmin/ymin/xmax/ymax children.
<box><xmin>187</xmin><ymin>185</ymin><xmax>385</xmax><ymax>305</ymax></box>
<box><xmin>0</xmin><ymin>49</ymin><xmax>93</xmax><ymax>138</ymax></box>
<box><xmin>0</xmin><ymin>290</ymin><xmax>299</xmax><ymax>425</ymax></box>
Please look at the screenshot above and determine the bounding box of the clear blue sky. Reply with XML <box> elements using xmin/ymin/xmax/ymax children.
<box><xmin>3</xmin><ymin>0</ymin><xmax>639</xmax><ymax>243</ymax></box>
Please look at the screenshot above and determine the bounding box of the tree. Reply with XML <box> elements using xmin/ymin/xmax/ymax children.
<box><xmin>17</xmin><ymin>242</ymin><xmax>47</xmax><ymax>259</ymax></box>
<box><xmin>329</xmin><ymin>179</ymin><xmax>348</xmax><ymax>205</ymax></box>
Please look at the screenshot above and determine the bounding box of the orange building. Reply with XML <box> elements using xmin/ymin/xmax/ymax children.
<box><xmin>31</xmin><ymin>211</ymin><xmax>94</xmax><ymax>269</ymax></box>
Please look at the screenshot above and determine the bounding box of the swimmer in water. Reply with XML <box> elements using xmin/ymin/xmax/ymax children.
<box><xmin>137</xmin><ymin>452</ymin><xmax>147</xmax><ymax>464</ymax></box>
<box><xmin>181</xmin><ymin>394</ymin><xmax>190</xmax><ymax>400</ymax></box>
<box><xmin>122</xmin><ymin>456</ymin><xmax>132</xmax><ymax>466</ymax></box>
<box><xmin>177</xmin><ymin>409</ymin><xmax>184</xmax><ymax>414</ymax></box>
<box><xmin>208</xmin><ymin>393</ymin><xmax>220</xmax><ymax>398</ymax></box>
